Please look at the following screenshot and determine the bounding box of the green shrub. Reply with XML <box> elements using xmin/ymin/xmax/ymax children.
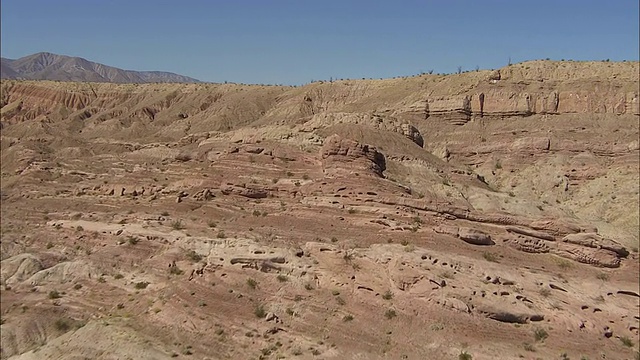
<box><xmin>342</xmin><ymin>314</ymin><xmax>354</xmax><ymax>322</ymax></box>
<box><xmin>48</xmin><ymin>290</ymin><xmax>61</xmax><ymax>299</ymax></box>
<box><xmin>458</xmin><ymin>351</ymin><xmax>472</xmax><ymax>360</ymax></box>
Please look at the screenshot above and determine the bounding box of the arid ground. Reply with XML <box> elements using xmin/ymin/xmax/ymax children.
<box><xmin>1</xmin><ymin>60</ymin><xmax>639</xmax><ymax>359</ymax></box>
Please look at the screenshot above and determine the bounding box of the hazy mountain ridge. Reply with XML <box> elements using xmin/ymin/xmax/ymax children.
<box><xmin>0</xmin><ymin>52</ymin><xmax>200</xmax><ymax>83</ymax></box>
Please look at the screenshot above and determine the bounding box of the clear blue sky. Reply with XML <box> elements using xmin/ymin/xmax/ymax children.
<box><xmin>1</xmin><ymin>0</ymin><xmax>638</xmax><ymax>85</ymax></box>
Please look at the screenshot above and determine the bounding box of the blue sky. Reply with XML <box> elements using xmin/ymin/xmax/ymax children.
<box><xmin>1</xmin><ymin>0</ymin><xmax>638</xmax><ymax>85</ymax></box>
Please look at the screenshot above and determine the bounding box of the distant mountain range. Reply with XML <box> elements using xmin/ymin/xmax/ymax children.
<box><xmin>0</xmin><ymin>52</ymin><xmax>201</xmax><ymax>83</ymax></box>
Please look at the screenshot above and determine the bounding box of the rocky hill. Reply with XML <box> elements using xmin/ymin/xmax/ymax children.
<box><xmin>0</xmin><ymin>52</ymin><xmax>200</xmax><ymax>83</ymax></box>
<box><xmin>0</xmin><ymin>60</ymin><xmax>638</xmax><ymax>360</ymax></box>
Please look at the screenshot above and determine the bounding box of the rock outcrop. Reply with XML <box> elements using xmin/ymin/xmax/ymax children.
<box><xmin>320</xmin><ymin>135</ymin><xmax>386</xmax><ymax>177</ymax></box>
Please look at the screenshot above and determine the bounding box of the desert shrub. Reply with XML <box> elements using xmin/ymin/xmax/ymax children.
<box><xmin>523</xmin><ymin>342</ymin><xmax>536</xmax><ymax>352</ymax></box>
<box><xmin>382</xmin><ymin>290</ymin><xmax>394</xmax><ymax>300</ymax></box>
<box><xmin>254</xmin><ymin>304</ymin><xmax>266</xmax><ymax>318</ymax></box>
<box><xmin>169</xmin><ymin>266</ymin><xmax>183</xmax><ymax>275</ymax></box>
<box><xmin>114</xmin><ymin>273</ymin><xmax>124</xmax><ymax>279</ymax></box>
<box><xmin>556</xmin><ymin>258</ymin><xmax>573</xmax><ymax>269</ymax></box>
<box><xmin>127</xmin><ymin>236</ymin><xmax>139</xmax><ymax>245</ymax></box>
<box><xmin>185</xmin><ymin>250</ymin><xmax>203</xmax><ymax>262</ymax></box>
<box><xmin>342</xmin><ymin>314</ymin><xmax>354</xmax><ymax>322</ymax></box>
<box><xmin>134</xmin><ymin>281</ymin><xmax>149</xmax><ymax>289</ymax></box>
<box><xmin>534</xmin><ymin>327</ymin><xmax>548</xmax><ymax>342</ymax></box>
<box><xmin>161</xmin><ymin>211</ymin><xmax>170</xmax><ymax>216</ymax></box>
<box><xmin>620</xmin><ymin>336</ymin><xmax>634</xmax><ymax>347</ymax></box>
<box><xmin>347</xmin><ymin>208</ymin><xmax>357</xmax><ymax>214</ymax></box>
<box><xmin>596</xmin><ymin>272</ymin><xmax>610</xmax><ymax>281</ymax></box>
<box><xmin>246</xmin><ymin>278</ymin><xmax>258</xmax><ymax>289</ymax></box>
<box><xmin>54</xmin><ymin>318</ymin><xmax>71</xmax><ymax>332</ymax></box>
<box><xmin>335</xmin><ymin>297</ymin><xmax>346</xmax><ymax>305</ymax></box>
<box><xmin>216</xmin><ymin>231</ymin><xmax>226</xmax><ymax>239</ymax></box>
<box><xmin>539</xmin><ymin>287</ymin><xmax>551</xmax><ymax>297</ymax></box>
<box><xmin>458</xmin><ymin>351</ymin><xmax>472</xmax><ymax>360</ymax></box>
<box><xmin>276</xmin><ymin>274</ymin><xmax>288</xmax><ymax>282</ymax></box>
<box><xmin>304</xmin><ymin>283</ymin><xmax>314</xmax><ymax>291</ymax></box>
<box><xmin>384</xmin><ymin>309</ymin><xmax>397</xmax><ymax>319</ymax></box>
<box><xmin>252</xmin><ymin>210</ymin><xmax>261</xmax><ymax>217</ymax></box>
<box><xmin>207</xmin><ymin>220</ymin><xmax>217</xmax><ymax>228</ymax></box>
<box><xmin>48</xmin><ymin>290</ymin><xmax>61</xmax><ymax>299</ymax></box>
<box><xmin>171</xmin><ymin>220</ymin><xmax>185</xmax><ymax>230</ymax></box>
<box><xmin>482</xmin><ymin>252</ymin><xmax>498</xmax><ymax>262</ymax></box>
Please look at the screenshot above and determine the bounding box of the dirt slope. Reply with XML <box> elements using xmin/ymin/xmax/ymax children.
<box><xmin>1</xmin><ymin>60</ymin><xmax>638</xmax><ymax>360</ymax></box>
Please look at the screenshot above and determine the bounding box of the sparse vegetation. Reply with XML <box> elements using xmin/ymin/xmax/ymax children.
<box><xmin>127</xmin><ymin>236</ymin><xmax>139</xmax><ymax>245</ymax></box>
<box><xmin>458</xmin><ymin>351</ymin><xmax>472</xmax><ymax>360</ymax></box>
<box><xmin>170</xmin><ymin>219</ymin><xmax>185</xmax><ymax>230</ymax></box>
<box><xmin>382</xmin><ymin>290</ymin><xmax>394</xmax><ymax>300</ymax></box>
<box><xmin>161</xmin><ymin>211</ymin><xmax>170</xmax><ymax>217</ymax></box>
<box><xmin>342</xmin><ymin>314</ymin><xmax>354</xmax><ymax>322</ymax></box>
<box><xmin>54</xmin><ymin>318</ymin><xmax>71</xmax><ymax>332</ymax></box>
<box><xmin>534</xmin><ymin>327</ymin><xmax>548</xmax><ymax>342</ymax></box>
<box><xmin>304</xmin><ymin>283</ymin><xmax>314</xmax><ymax>291</ymax></box>
<box><xmin>277</xmin><ymin>274</ymin><xmax>288</xmax><ymax>282</ymax></box>
<box><xmin>539</xmin><ymin>287</ymin><xmax>551</xmax><ymax>297</ymax></box>
<box><xmin>216</xmin><ymin>230</ymin><xmax>226</xmax><ymax>239</ymax></box>
<box><xmin>620</xmin><ymin>336</ymin><xmax>634</xmax><ymax>347</ymax></box>
<box><xmin>384</xmin><ymin>309</ymin><xmax>397</xmax><ymax>319</ymax></box>
<box><xmin>134</xmin><ymin>281</ymin><xmax>149</xmax><ymax>289</ymax></box>
<box><xmin>48</xmin><ymin>290</ymin><xmax>61</xmax><ymax>299</ymax></box>
<box><xmin>254</xmin><ymin>304</ymin><xmax>266</xmax><ymax>318</ymax></box>
<box><xmin>246</xmin><ymin>278</ymin><xmax>258</xmax><ymax>289</ymax></box>
<box><xmin>523</xmin><ymin>342</ymin><xmax>536</xmax><ymax>352</ymax></box>
<box><xmin>207</xmin><ymin>220</ymin><xmax>216</xmax><ymax>228</ymax></box>
<box><xmin>596</xmin><ymin>272</ymin><xmax>610</xmax><ymax>281</ymax></box>
<box><xmin>482</xmin><ymin>252</ymin><xmax>499</xmax><ymax>262</ymax></box>
<box><xmin>185</xmin><ymin>250</ymin><xmax>203</xmax><ymax>262</ymax></box>
<box><xmin>556</xmin><ymin>258</ymin><xmax>573</xmax><ymax>269</ymax></box>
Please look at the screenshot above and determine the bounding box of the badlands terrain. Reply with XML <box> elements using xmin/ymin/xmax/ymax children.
<box><xmin>0</xmin><ymin>60</ymin><xmax>639</xmax><ymax>360</ymax></box>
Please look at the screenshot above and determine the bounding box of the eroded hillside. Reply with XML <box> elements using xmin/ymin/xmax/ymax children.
<box><xmin>1</xmin><ymin>60</ymin><xmax>639</xmax><ymax>360</ymax></box>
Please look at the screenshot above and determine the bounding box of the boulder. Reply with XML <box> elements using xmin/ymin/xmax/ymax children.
<box><xmin>458</xmin><ymin>227</ymin><xmax>494</xmax><ymax>245</ymax></box>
